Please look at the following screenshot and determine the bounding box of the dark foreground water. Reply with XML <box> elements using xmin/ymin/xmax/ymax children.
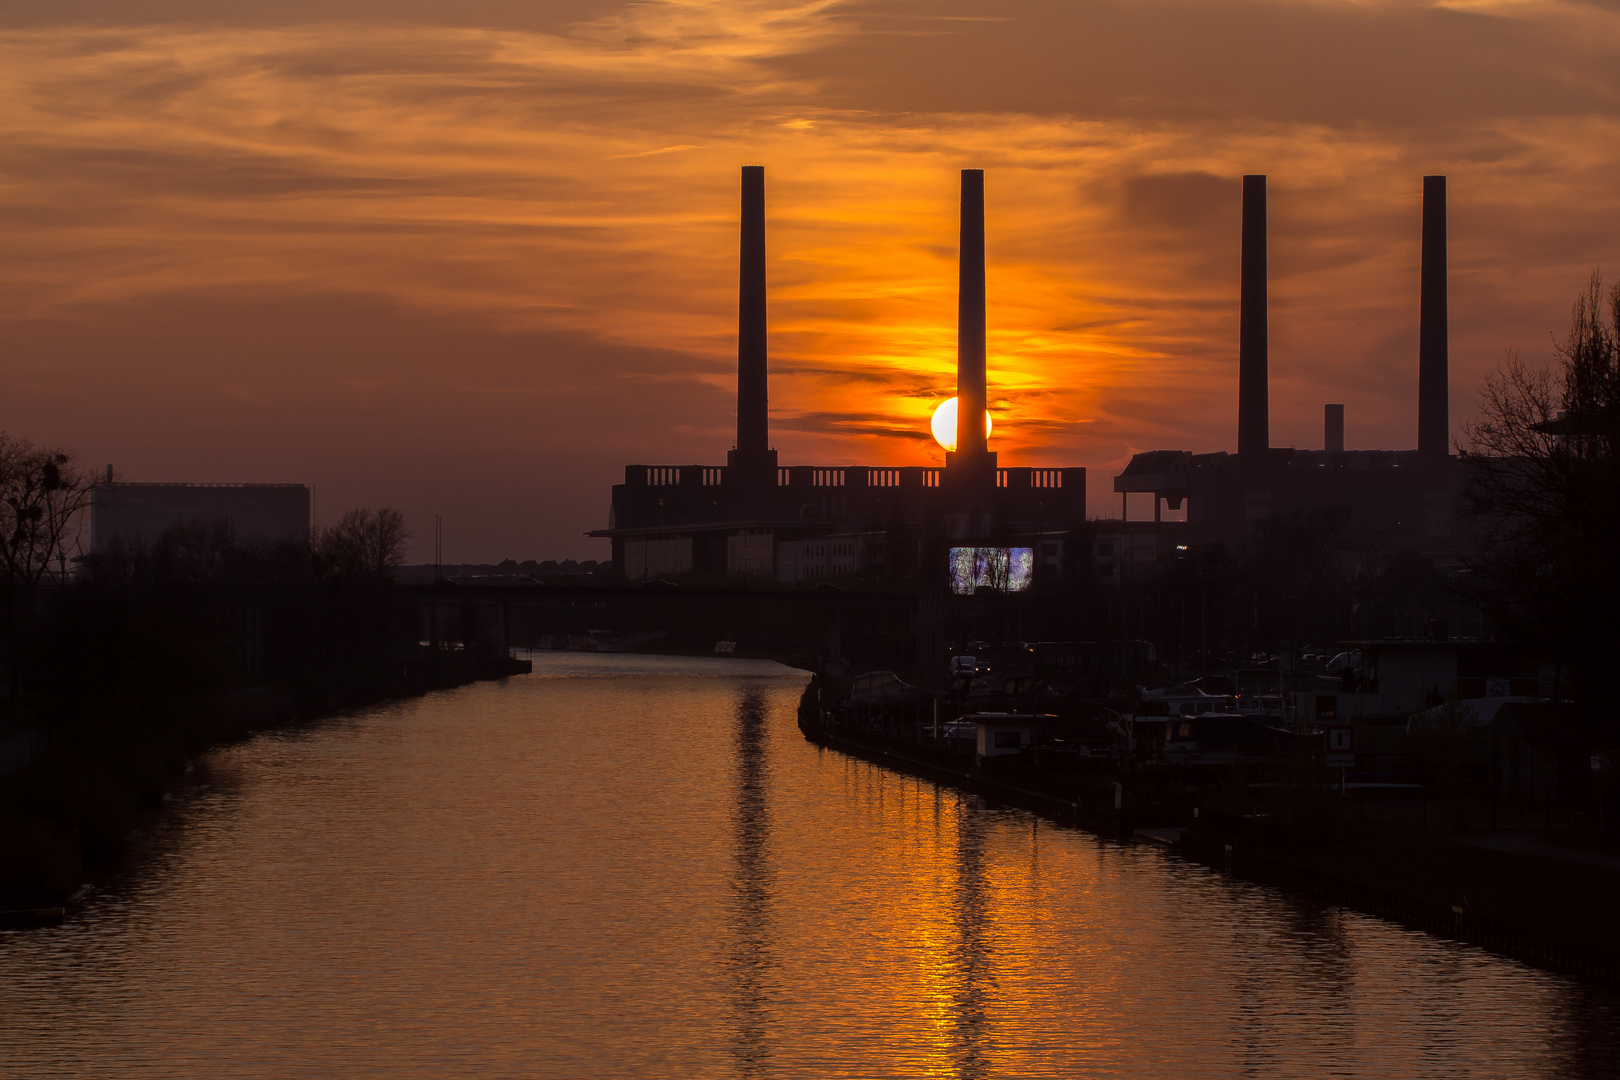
<box><xmin>3</xmin><ymin>654</ymin><xmax>1617</xmax><ymax>1078</ymax></box>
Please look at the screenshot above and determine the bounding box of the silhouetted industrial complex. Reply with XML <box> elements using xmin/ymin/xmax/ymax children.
<box><xmin>593</xmin><ymin>167</ymin><xmax>1088</xmax><ymax>586</ymax></box>
<box><xmin>595</xmin><ymin>167</ymin><xmax>1461</xmax><ymax>586</ymax></box>
<box><xmin>1113</xmin><ymin>175</ymin><xmax>1460</xmax><ymax>556</ymax></box>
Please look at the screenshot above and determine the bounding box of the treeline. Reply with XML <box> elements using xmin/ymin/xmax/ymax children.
<box><xmin>1461</xmin><ymin>272</ymin><xmax>1620</xmax><ymax>708</ymax></box>
<box><xmin>0</xmin><ymin>444</ymin><xmax>449</xmax><ymax>905</ymax></box>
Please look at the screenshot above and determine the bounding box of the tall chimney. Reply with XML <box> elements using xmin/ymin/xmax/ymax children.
<box><xmin>1238</xmin><ymin>175</ymin><xmax>1269</xmax><ymax>459</ymax></box>
<box><xmin>1325</xmin><ymin>404</ymin><xmax>1344</xmax><ymax>454</ymax></box>
<box><xmin>736</xmin><ymin>165</ymin><xmax>768</xmax><ymax>459</ymax></box>
<box><xmin>955</xmin><ymin>169</ymin><xmax>988</xmax><ymax>461</ymax></box>
<box><xmin>1419</xmin><ymin>175</ymin><xmax>1448</xmax><ymax>465</ymax></box>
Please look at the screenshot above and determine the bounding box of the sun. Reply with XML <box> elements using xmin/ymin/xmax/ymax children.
<box><xmin>930</xmin><ymin>397</ymin><xmax>992</xmax><ymax>452</ymax></box>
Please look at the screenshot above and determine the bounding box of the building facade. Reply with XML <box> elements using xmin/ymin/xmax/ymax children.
<box><xmin>593</xmin><ymin>167</ymin><xmax>1089</xmax><ymax>587</ymax></box>
<box><xmin>91</xmin><ymin>482</ymin><xmax>311</xmax><ymax>553</ymax></box>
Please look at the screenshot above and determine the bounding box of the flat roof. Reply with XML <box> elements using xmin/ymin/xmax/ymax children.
<box><xmin>1343</xmin><ymin>639</ymin><xmax>1509</xmax><ymax>651</ymax></box>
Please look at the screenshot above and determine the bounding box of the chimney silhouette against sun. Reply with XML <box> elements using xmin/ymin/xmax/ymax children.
<box><xmin>956</xmin><ymin>169</ymin><xmax>989</xmax><ymax>462</ymax></box>
<box><xmin>1238</xmin><ymin>174</ymin><xmax>1269</xmax><ymax>460</ymax></box>
<box><xmin>736</xmin><ymin>165</ymin><xmax>769</xmax><ymax>461</ymax></box>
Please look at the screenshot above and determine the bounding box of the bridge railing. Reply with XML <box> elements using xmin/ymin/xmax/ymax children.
<box><xmin>625</xmin><ymin>463</ymin><xmax>1064</xmax><ymax>495</ymax></box>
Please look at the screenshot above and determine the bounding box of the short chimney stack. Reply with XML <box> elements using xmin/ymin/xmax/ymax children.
<box><xmin>1325</xmin><ymin>404</ymin><xmax>1344</xmax><ymax>454</ymax></box>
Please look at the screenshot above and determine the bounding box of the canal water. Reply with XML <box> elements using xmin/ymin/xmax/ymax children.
<box><xmin>2</xmin><ymin>654</ymin><xmax>1616</xmax><ymax>1078</ymax></box>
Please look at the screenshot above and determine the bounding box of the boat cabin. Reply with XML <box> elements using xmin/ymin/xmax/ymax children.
<box><xmin>966</xmin><ymin>713</ymin><xmax>1045</xmax><ymax>764</ymax></box>
<box><xmin>1110</xmin><ymin>685</ymin><xmax>1233</xmax><ymax>760</ymax></box>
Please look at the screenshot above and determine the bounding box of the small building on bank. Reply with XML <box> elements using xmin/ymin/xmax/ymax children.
<box><xmin>1292</xmin><ymin>638</ymin><xmax>1538</xmax><ymax>725</ymax></box>
<box><xmin>972</xmin><ymin>713</ymin><xmax>1040</xmax><ymax>763</ymax></box>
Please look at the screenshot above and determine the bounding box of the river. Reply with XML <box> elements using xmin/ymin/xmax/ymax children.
<box><xmin>2</xmin><ymin>653</ymin><xmax>1616</xmax><ymax>1078</ymax></box>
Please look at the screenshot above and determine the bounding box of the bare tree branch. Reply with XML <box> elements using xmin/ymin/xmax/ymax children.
<box><xmin>317</xmin><ymin>507</ymin><xmax>413</xmax><ymax>576</ymax></box>
<box><xmin>1459</xmin><ymin>273</ymin><xmax>1620</xmax><ymax>705</ymax></box>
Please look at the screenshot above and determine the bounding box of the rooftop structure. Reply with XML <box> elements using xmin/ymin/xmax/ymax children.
<box><xmin>594</xmin><ymin>168</ymin><xmax>1088</xmax><ymax>583</ymax></box>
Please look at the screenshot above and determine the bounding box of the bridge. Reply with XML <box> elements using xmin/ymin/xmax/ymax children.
<box><xmin>400</xmin><ymin>579</ymin><xmax>929</xmax><ymax>678</ymax></box>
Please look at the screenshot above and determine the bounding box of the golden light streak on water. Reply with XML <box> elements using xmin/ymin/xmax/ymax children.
<box><xmin>0</xmin><ymin>653</ymin><xmax>1615</xmax><ymax>1077</ymax></box>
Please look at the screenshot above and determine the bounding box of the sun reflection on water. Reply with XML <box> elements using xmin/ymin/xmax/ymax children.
<box><xmin>0</xmin><ymin>654</ymin><xmax>1615</xmax><ymax>1078</ymax></box>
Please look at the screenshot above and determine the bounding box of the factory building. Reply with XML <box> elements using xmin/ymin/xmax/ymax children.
<box><xmin>599</xmin><ymin>167</ymin><xmax>1467</xmax><ymax>587</ymax></box>
<box><xmin>1112</xmin><ymin>175</ymin><xmax>1462</xmax><ymax>559</ymax></box>
<box><xmin>594</xmin><ymin>167</ymin><xmax>1088</xmax><ymax>586</ymax></box>
<box><xmin>91</xmin><ymin>480</ymin><xmax>311</xmax><ymax>553</ymax></box>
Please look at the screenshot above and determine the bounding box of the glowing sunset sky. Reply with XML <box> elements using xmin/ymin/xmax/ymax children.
<box><xmin>3</xmin><ymin>0</ymin><xmax>1619</xmax><ymax>559</ymax></box>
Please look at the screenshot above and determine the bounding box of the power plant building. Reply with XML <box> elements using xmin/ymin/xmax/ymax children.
<box><xmin>599</xmin><ymin>167</ymin><xmax>1465</xmax><ymax>586</ymax></box>
<box><xmin>1112</xmin><ymin>175</ymin><xmax>1461</xmax><ymax>558</ymax></box>
<box><xmin>594</xmin><ymin>167</ymin><xmax>1088</xmax><ymax>585</ymax></box>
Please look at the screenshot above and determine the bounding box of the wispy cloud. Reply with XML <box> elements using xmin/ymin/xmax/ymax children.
<box><xmin>608</xmin><ymin>144</ymin><xmax>703</xmax><ymax>158</ymax></box>
<box><xmin>2</xmin><ymin>0</ymin><xmax>1619</xmax><ymax>541</ymax></box>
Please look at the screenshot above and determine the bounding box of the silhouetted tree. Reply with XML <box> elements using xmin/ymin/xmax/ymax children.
<box><xmin>0</xmin><ymin>435</ymin><xmax>99</xmax><ymax>711</ymax></box>
<box><xmin>318</xmin><ymin>507</ymin><xmax>412</xmax><ymax>577</ymax></box>
<box><xmin>1461</xmin><ymin>271</ymin><xmax>1620</xmax><ymax>709</ymax></box>
<box><xmin>8</xmin><ymin>515</ymin><xmax>426</xmax><ymax>904</ymax></box>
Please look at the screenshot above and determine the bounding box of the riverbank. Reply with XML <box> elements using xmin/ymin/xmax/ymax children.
<box><xmin>0</xmin><ymin>650</ymin><xmax>532</xmax><ymax>916</ymax></box>
<box><xmin>807</xmin><ymin>724</ymin><xmax>1620</xmax><ymax>985</ymax></box>
<box><xmin>1176</xmin><ymin>818</ymin><xmax>1620</xmax><ymax>983</ymax></box>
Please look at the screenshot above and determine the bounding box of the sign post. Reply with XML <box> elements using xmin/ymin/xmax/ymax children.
<box><xmin>1326</xmin><ymin>724</ymin><xmax>1355</xmax><ymax>794</ymax></box>
<box><xmin>1594</xmin><ymin>754</ymin><xmax>1612</xmax><ymax>837</ymax></box>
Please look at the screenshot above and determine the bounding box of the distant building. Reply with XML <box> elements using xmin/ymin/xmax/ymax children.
<box><xmin>1089</xmin><ymin>524</ymin><xmax>1179</xmax><ymax>586</ymax></box>
<box><xmin>1292</xmin><ymin>637</ymin><xmax>1536</xmax><ymax>725</ymax></box>
<box><xmin>91</xmin><ymin>481</ymin><xmax>311</xmax><ymax>553</ymax></box>
<box><xmin>775</xmin><ymin>532</ymin><xmax>885</xmax><ymax>584</ymax></box>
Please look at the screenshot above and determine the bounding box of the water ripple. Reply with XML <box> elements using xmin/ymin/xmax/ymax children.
<box><xmin>1</xmin><ymin>653</ymin><xmax>1616</xmax><ymax>1079</ymax></box>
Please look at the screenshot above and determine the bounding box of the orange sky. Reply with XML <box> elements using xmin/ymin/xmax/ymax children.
<box><xmin>3</xmin><ymin>0</ymin><xmax>1619</xmax><ymax>559</ymax></box>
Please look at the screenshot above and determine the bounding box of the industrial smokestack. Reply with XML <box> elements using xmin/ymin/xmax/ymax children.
<box><xmin>1325</xmin><ymin>404</ymin><xmax>1344</xmax><ymax>454</ymax></box>
<box><xmin>1419</xmin><ymin>175</ymin><xmax>1448</xmax><ymax>465</ymax></box>
<box><xmin>1238</xmin><ymin>175</ymin><xmax>1269</xmax><ymax>459</ymax></box>
<box><xmin>956</xmin><ymin>169</ymin><xmax>988</xmax><ymax>460</ymax></box>
<box><xmin>736</xmin><ymin>165</ymin><xmax>768</xmax><ymax>459</ymax></box>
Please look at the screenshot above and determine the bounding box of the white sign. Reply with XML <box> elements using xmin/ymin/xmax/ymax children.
<box><xmin>1326</xmin><ymin>725</ymin><xmax>1355</xmax><ymax>768</ymax></box>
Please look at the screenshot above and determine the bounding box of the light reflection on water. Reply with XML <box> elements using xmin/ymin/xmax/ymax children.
<box><xmin>1</xmin><ymin>652</ymin><xmax>1616</xmax><ymax>1078</ymax></box>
